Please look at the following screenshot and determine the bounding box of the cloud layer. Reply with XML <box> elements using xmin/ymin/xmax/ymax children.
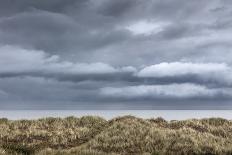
<box><xmin>0</xmin><ymin>45</ymin><xmax>232</xmax><ymax>109</ymax></box>
<box><xmin>0</xmin><ymin>0</ymin><xmax>232</xmax><ymax>109</ymax></box>
<box><xmin>100</xmin><ymin>84</ymin><xmax>232</xmax><ymax>99</ymax></box>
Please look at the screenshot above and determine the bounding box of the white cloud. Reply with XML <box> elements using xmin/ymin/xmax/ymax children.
<box><xmin>0</xmin><ymin>45</ymin><xmax>134</xmax><ymax>75</ymax></box>
<box><xmin>100</xmin><ymin>83</ymin><xmax>232</xmax><ymax>99</ymax></box>
<box><xmin>126</xmin><ymin>20</ymin><xmax>167</xmax><ymax>36</ymax></box>
<box><xmin>138</xmin><ymin>62</ymin><xmax>229</xmax><ymax>77</ymax></box>
<box><xmin>137</xmin><ymin>62</ymin><xmax>232</xmax><ymax>85</ymax></box>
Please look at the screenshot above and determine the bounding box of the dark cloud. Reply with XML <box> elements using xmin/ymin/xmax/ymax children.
<box><xmin>0</xmin><ymin>0</ymin><xmax>88</xmax><ymax>16</ymax></box>
<box><xmin>98</xmin><ymin>0</ymin><xmax>139</xmax><ymax>17</ymax></box>
<box><xmin>0</xmin><ymin>9</ymin><xmax>131</xmax><ymax>56</ymax></box>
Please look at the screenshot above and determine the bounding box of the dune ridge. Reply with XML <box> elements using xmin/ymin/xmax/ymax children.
<box><xmin>0</xmin><ymin>116</ymin><xmax>232</xmax><ymax>155</ymax></box>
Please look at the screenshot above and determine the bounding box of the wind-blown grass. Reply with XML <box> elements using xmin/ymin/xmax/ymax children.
<box><xmin>0</xmin><ymin>116</ymin><xmax>231</xmax><ymax>155</ymax></box>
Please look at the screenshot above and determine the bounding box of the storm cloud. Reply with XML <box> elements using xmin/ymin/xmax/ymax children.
<box><xmin>0</xmin><ymin>0</ymin><xmax>232</xmax><ymax>109</ymax></box>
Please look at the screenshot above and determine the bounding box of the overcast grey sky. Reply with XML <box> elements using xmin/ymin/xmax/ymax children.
<box><xmin>0</xmin><ymin>0</ymin><xmax>232</xmax><ymax>109</ymax></box>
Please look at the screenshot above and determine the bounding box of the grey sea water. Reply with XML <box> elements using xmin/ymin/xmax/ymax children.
<box><xmin>0</xmin><ymin>110</ymin><xmax>231</xmax><ymax>120</ymax></box>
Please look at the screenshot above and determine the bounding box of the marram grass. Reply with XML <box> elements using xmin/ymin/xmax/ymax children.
<box><xmin>0</xmin><ymin>116</ymin><xmax>231</xmax><ymax>155</ymax></box>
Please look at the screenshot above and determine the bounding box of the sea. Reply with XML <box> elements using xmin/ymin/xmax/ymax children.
<box><xmin>0</xmin><ymin>110</ymin><xmax>231</xmax><ymax>120</ymax></box>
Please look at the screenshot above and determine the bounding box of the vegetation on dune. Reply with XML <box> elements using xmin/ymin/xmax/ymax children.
<box><xmin>0</xmin><ymin>116</ymin><xmax>231</xmax><ymax>155</ymax></box>
<box><xmin>0</xmin><ymin>116</ymin><xmax>107</xmax><ymax>154</ymax></box>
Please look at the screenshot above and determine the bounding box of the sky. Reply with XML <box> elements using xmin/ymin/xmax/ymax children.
<box><xmin>0</xmin><ymin>0</ymin><xmax>232</xmax><ymax>109</ymax></box>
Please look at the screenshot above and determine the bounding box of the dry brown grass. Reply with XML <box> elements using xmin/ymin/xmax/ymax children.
<box><xmin>0</xmin><ymin>116</ymin><xmax>231</xmax><ymax>155</ymax></box>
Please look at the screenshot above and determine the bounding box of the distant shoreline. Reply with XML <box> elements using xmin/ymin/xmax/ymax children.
<box><xmin>1</xmin><ymin>110</ymin><xmax>232</xmax><ymax>121</ymax></box>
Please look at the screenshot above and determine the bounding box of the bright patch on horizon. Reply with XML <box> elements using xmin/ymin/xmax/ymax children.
<box><xmin>126</xmin><ymin>21</ymin><xmax>166</xmax><ymax>36</ymax></box>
